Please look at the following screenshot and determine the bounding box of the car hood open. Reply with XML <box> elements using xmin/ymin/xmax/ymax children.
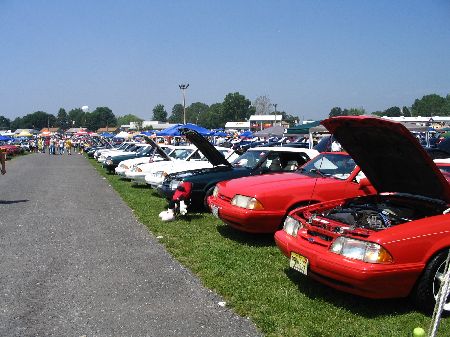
<box><xmin>322</xmin><ymin>116</ymin><xmax>450</xmax><ymax>203</ymax></box>
<box><xmin>143</xmin><ymin>136</ymin><xmax>171</xmax><ymax>161</ymax></box>
<box><xmin>180</xmin><ymin>128</ymin><xmax>232</xmax><ymax>167</ymax></box>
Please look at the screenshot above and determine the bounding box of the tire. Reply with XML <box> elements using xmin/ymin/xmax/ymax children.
<box><xmin>203</xmin><ymin>185</ymin><xmax>216</xmax><ymax>210</ymax></box>
<box><xmin>412</xmin><ymin>250</ymin><xmax>450</xmax><ymax>313</ymax></box>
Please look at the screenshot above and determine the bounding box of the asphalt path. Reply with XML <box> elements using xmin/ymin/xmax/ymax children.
<box><xmin>0</xmin><ymin>153</ymin><xmax>261</xmax><ymax>337</ymax></box>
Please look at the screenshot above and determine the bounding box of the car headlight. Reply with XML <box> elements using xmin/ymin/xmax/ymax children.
<box><xmin>120</xmin><ymin>164</ymin><xmax>129</xmax><ymax>170</ymax></box>
<box><xmin>212</xmin><ymin>185</ymin><xmax>219</xmax><ymax>197</ymax></box>
<box><xmin>169</xmin><ymin>180</ymin><xmax>182</xmax><ymax>190</ymax></box>
<box><xmin>283</xmin><ymin>216</ymin><xmax>302</xmax><ymax>237</ymax></box>
<box><xmin>106</xmin><ymin>159</ymin><xmax>113</xmax><ymax>165</ymax></box>
<box><xmin>230</xmin><ymin>195</ymin><xmax>264</xmax><ymax>210</ymax></box>
<box><xmin>329</xmin><ymin>237</ymin><xmax>393</xmax><ymax>263</ymax></box>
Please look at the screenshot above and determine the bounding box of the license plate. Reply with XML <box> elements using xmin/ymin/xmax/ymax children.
<box><xmin>290</xmin><ymin>252</ymin><xmax>308</xmax><ymax>275</ymax></box>
<box><xmin>210</xmin><ymin>204</ymin><xmax>219</xmax><ymax>218</ymax></box>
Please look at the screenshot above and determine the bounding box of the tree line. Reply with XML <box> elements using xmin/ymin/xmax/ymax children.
<box><xmin>1</xmin><ymin>92</ymin><xmax>449</xmax><ymax>131</ymax></box>
<box><xmin>329</xmin><ymin>93</ymin><xmax>450</xmax><ymax>118</ymax></box>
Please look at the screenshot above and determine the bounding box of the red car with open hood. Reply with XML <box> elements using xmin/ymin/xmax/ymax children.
<box><xmin>275</xmin><ymin>116</ymin><xmax>450</xmax><ymax>312</ymax></box>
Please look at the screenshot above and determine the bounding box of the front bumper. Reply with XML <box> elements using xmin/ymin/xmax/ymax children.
<box><xmin>208</xmin><ymin>195</ymin><xmax>284</xmax><ymax>233</ymax></box>
<box><xmin>274</xmin><ymin>230</ymin><xmax>423</xmax><ymax>299</ymax></box>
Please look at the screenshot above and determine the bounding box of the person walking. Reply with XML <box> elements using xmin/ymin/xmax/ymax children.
<box><xmin>0</xmin><ymin>149</ymin><xmax>6</xmax><ymax>175</ymax></box>
<box><xmin>65</xmin><ymin>138</ymin><xmax>72</xmax><ymax>155</ymax></box>
<box><xmin>58</xmin><ymin>138</ymin><xmax>65</xmax><ymax>155</ymax></box>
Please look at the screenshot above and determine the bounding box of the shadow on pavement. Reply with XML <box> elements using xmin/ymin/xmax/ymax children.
<box><xmin>0</xmin><ymin>199</ymin><xmax>29</xmax><ymax>204</ymax></box>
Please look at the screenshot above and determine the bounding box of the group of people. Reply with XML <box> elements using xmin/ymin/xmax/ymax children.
<box><xmin>37</xmin><ymin>137</ymin><xmax>76</xmax><ymax>155</ymax></box>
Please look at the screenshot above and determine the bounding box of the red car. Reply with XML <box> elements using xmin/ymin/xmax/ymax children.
<box><xmin>208</xmin><ymin>152</ymin><xmax>376</xmax><ymax>233</ymax></box>
<box><xmin>275</xmin><ymin>116</ymin><xmax>450</xmax><ymax>312</ymax></box>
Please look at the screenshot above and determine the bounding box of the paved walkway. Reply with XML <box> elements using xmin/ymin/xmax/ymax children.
<box><xmin>0</xmin><ymin>153</ymin><xmax>261</xmax><ymax>337</ymax></box>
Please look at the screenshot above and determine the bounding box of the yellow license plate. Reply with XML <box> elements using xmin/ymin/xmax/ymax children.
<box><xmin>290</xmin><ymin>252</ymin><xmax>308</xmax><ymax>275</ymax></box>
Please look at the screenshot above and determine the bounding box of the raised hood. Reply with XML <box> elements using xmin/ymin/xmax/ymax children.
<box><xmin>322</xmin><ymin>116</ymin><xmax>450</xmax><ymax>203</ymax></box>
<box><xmin>143</xmin><ymin>136</ymin><xmax>171</xmax><ymax>161</ymax></box>
<box><xmin>180</xmin><ymin>128</ymin><xmax>232</xmax><ymax>167</ymax></box>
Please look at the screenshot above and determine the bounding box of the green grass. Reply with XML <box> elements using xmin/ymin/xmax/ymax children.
<box><xmin>89</xmin><ymin>157</ymin><xmax>449</xmax><ymax>337</ymax></box>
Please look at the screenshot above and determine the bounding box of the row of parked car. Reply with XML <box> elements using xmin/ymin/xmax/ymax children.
<box><xmin>87</xmin><ymin>116</ymin><xmax>450</xmax><ymax>314</ymax></box>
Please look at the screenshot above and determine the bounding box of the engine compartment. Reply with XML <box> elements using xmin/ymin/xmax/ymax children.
<box><xmin>319</xmin><ymin>194</ymin><xmax>448</xmax><ymax>231</ymax></box>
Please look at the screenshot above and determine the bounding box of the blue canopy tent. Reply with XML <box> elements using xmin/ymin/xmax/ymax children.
<box><xmin>239</xmin><ymin>130</ymin><xmax>253</xmax><ymax>138</ymax></box>
<box><xmin>139</xmin><ymin>131</ymin><xmax>154</xmax><ymax>136</ymax></box>
<box><xmin>213</xmin><ymin>131</ymin><xmax>228</xmax><ymax>137</ymax></box>
<box><xmin>0</xmin><ymin>135</ymin><xmax>13</xmax><ymax>142</ymax></box>
<box><xmin>100</xmin><ymin>132</ymin><xmax>115</xmax><ymax>138</ymax></box>
<box><xmin>156</xmin><ymin>123</ymin><xmax>213</xmax><ymax>136</ymax></box>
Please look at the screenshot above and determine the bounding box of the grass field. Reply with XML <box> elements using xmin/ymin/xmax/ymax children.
<box><xmin>89</xmin><ymin>157</ymin><xmax>449</xmax><ymax>337</ymax></box>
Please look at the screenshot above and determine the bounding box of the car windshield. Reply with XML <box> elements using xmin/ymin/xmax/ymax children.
<box><xmin>169</xmin><ymin>148</ymin><xmax>195</xmax><ymax>160</ymax></box>
<box><xmin>300</xmin><ymin>153</ymin><xmax>356</xmax><ymax>180</ymax></box>
<box><xmin>232</xmin><ymin>150</ymin><xmax>268</xmax><ymax>168</ymax></box>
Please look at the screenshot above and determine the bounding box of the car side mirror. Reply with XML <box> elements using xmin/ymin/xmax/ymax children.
<box><xmin>358</xmin><ymin>177</ymin><xmax>371</xmax><ymax>188</ymax></box>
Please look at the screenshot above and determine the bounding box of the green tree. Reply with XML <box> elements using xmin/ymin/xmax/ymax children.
<box><xmin>411</xmin><ymin>94</ymin><xmax>446</xmax><ymax>117</ymax></box>
<box><xmin>197</xmin><ymin>103</ymin><xmax>223</xmax><ymax>129</ymax></box>
<box><xmin>440</xmin><ymin>95</ymin><xmax>450</xmax><ymax>116</ymax></box>
<box><xmin>222</xmin><ymin>92</ymin><xmax>254</xmax><ymax>122</ymax></box>
<box><xmin>56</xmin><ymin>108</ymin><xmax>69</xmax><ymax>130</ymax></box>
<box><xmin>86</xmin><ymin>106</ymin><xmax>117</xmax><ymax>131</ymax></box>
<box><xmin>68</xmin><ymin>108</ymin><xmax>86</xmax><ymax>128</ymax></box>
<box><xmin>168</xmin><ymin>104</ymin><xmax>184</xmax><ymax>124</ymax></box>
<box><xmin>152</xmin><ymin>104</ymin><xmax>167</xmax><ymax>122</ymax></box>
<box><xmin>117</xmin><ymin>114</ymin><xmax>143</xmax><ymax>126</ymax></box>
<box><xmin>0</xmin><ymin>116</ymin><xmax>11</xmax><ymax>129</ymax></box>
<box><xmin>186</xmin><ymin>102</ymin><xmax>209</xmax><ymax>124</ymax></box>
<box><xmin>346</xmin><ymin>108</ymin><xmax>365</xmax><ymax>116</ymax></box>
<box><xmin>383</xmin><ymin>106</ymin><xmax>401</xmax><ymax>117</ymax></box>
<box><xmin>329</xmin><ymin>107</ymin><xmax>343</xmax><ymax>117</ymax></box>
<box><xmin>402</xmin><ymin>106</ymin><xmax>411</xmax><ymax>117</ymax></box>
<box><xmin>15</xmin><ymin>111</ymin><xmax>56</xmax><ymax>129</ymax></box>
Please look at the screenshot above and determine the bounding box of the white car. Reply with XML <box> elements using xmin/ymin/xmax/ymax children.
<box><xmin>115</xmin><ymin>145</ymin><xmax>173</xmax><ymax>178</ymax></box>
<box><xmin>144</xmin><ymin>147</ymin><xmax>238</xmax><ymax>188</ymax></box>
<box><xmin>126</xmin><ymin>145</ymin><xmax>202</xmax><ymax>184</ymax></box>
<box><xmin>97</xmin><ymin>142</ymin><xmax>138</xmax><ymax>162</ymax></box>
<box><xmin>94</xmin><ymin>142</ymin><xmax>133</xmax><ymax>159</ymax></box>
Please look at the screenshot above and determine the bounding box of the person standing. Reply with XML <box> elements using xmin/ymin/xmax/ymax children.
<box><xmin>0</xmin><ymin>149</ymin><xmax>6</xmax><ymax>175</ymax></box>
<box><xmin>65</xmin><ymin>138</ymin><xmax>72</xmax><ymax>155</ymax></box>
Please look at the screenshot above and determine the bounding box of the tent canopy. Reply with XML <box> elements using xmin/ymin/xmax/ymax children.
<box><xmin>100</xmin><ymin>132</ymin><xmax>115</xmax><ymax>138</ymax></box>
<box><xmin>156</xmin><ymin>123</ymin><xmax>213</xmax><ymax>136</ymax></box>
<box><xmin>253</xmin><ymin>125</ymin><xmax>285</xmax><ymax>137</ymax></box>
<box><xmin>239</xmin><ymin>130</ymin><xmax>253</xmax><ymax>138</ymax></box>
<box><xmin>285</xmin><ymin>121</ymin><xmax>322</xmax><ymax>135</ymax></box>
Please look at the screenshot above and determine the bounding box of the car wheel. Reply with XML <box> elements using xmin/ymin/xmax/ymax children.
<box><xmin>204</xmin><ymin>185</ymin><xmax>216</xmax><ymax>210</ymax></box>
<box><xmin>412</xmin><ymin>250</ymin><xmax>450</xmax><ymax>313</ymax></box>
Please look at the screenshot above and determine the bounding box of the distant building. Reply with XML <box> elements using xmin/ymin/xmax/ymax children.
<box><xmin>249</xmin><ymin>115</ymin><xmax>287</xmax><ymax>131</ymax></box>
<box><xmin>97</xmin><ymin>127</ymin><xmax>119</xmax><ymax>133</ymax></box>
<box><xmin>122</xmin><ymin>121</ymin><xmax>176</xmax><ymax>131</ymax></box>
<box><xmin>224</xmin><ymin>121</ymin><xmax>250</xmax><ymax>131</ymax></box>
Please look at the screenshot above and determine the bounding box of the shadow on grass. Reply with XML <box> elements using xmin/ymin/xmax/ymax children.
<box><xmin>131</xmin><ymin>184</ymin><xmax>152</xmax><ymax>190</ymax></box>
<box><xmin>0</xmin><ymin>199</ymin><xmax>29</xmax><ymax>205</ymax></box>
<box><xmin>284</xmin><ymin>268</ymin><xmax>417</xmax><ymax>318</ymax></box>
<box><xmin>217</xmin><ymin>224</ymin><xmax>275</xmax><ymax>247</ymax></box>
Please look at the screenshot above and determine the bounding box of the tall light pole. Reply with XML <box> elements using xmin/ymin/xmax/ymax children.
<box><xmin>273</xmin><ymin>103</ymin><xmax>278</xmax><ymax>126</ymax></box>
<box><xmin>179</xmin><ymin>84</ymin><xmax>189</xmax><ymax>124</ymax></box>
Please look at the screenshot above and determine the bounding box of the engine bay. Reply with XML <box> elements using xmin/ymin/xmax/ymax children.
<box><xmin>318</xmin><ymin>194</ymin><xmax>448</xmax><ymax>232</ymax></box>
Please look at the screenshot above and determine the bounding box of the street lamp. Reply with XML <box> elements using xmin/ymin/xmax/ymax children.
<box><xmin>179</xmin><ymin>83</ymin><xmax>189</xmax><ymax>124</ymax></box>
<box><xmin>273</xmin><ymin>103</ymin><xmax>278</xmax><ymax>126</ymax></box>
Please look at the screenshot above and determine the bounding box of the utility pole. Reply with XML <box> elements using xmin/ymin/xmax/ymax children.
<box><xmin>273</xmin><ymin>103</ymin><xmax>278</xmax><ymax>126</ymax></box>
<box><xmin>179</xmin><ymin>83</ymin><xmax>189</xmax><ymax>124</ymax></box>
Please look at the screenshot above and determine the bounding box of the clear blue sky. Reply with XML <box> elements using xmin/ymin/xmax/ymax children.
<box><xmin>1</xmin><ymin>0</ymin><xmax>449</xmax><ymax>121</ymax></box>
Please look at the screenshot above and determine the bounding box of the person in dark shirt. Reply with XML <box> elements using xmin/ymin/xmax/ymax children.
<box><xmin>0</xmin><ymin>150</ymin><xmax>6</xmax><ymax>175</ymax></box>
